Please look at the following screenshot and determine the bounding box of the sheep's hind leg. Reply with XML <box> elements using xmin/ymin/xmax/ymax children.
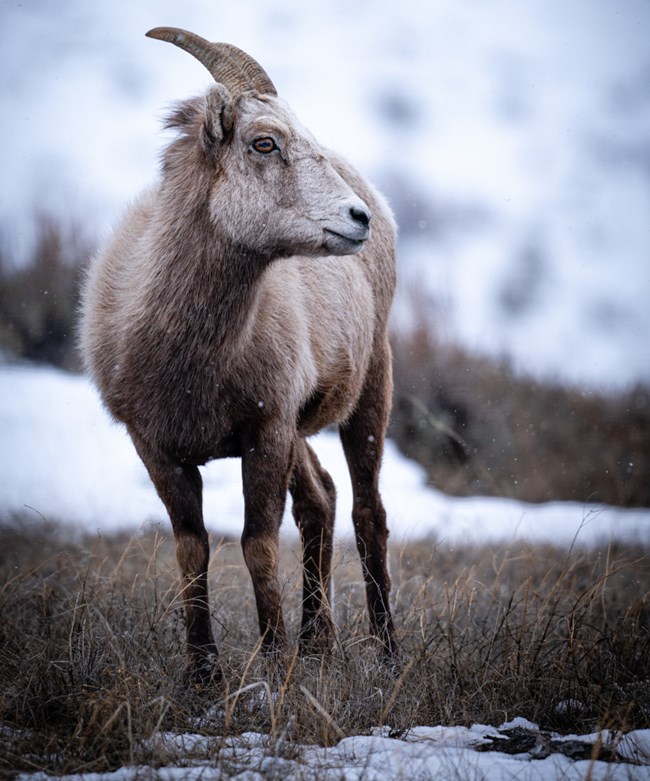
<box><xmin>290</xmin><ymin>439</ymin><xmax>336</xmax><ymax>654</ymax></box>
<box><xmin>129</xmin><ymin>433</ymin><xmax>220</xmax><ymax>686</ymax></box>
<box><xmin>339</xmin><ymin>343</ymin><xmax>397</xmax><ymax>657</ymax></box>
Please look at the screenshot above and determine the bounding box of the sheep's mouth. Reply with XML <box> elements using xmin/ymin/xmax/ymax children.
<box><xmin>323</xmin><ymin>228</ymin><xmax>368</xmax><ymax>255</ymax></box>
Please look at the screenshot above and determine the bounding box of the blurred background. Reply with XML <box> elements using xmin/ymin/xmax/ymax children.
<box><xmin>1</xmin><ymin>0</ymin><xmax>649</xmax><ymax>507</ymax></box>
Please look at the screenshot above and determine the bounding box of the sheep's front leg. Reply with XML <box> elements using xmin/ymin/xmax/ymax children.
<box><xmin>339</xmin><ymin>342</ymin><xmax>397</xmax><ymax>657</ymax></box>
<box><xmin>130</xmin><ymin>432</ymin><xmax>219</xmax><ymax>684</ymax></box>
<box><xmin>240</xmin><ymin>434</ymin><xmax>295</xmax><ymax>656</ymax></box>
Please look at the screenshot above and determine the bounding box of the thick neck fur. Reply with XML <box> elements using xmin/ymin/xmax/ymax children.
<box><xmin>147</xmin><ymin>118</ymin><xmax>268</xmax><ymax>366</ymax></box>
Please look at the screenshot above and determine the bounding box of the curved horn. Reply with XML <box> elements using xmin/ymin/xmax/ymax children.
<box><xmin>146</xmin><ymin>27</ymin><xmax>277</xmax><ymax>97</ymax></box>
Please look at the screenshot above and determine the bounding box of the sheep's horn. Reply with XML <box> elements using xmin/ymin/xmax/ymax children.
<box><xmin>146</xmin><ymin>27</ymin><xmax>277</xmax><ymax>97</ymax></box>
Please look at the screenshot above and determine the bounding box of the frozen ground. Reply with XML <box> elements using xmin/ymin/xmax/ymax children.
<box><xmin>1</xmin><ymin>363</ymin><xmax>648</xmax><ymax>547</ymax></box>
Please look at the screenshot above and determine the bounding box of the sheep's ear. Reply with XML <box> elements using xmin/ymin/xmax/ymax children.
<box><xmin>202</xmin><ymin>84</ymin><xmax>234</xmax><ymax>152</ymax></box>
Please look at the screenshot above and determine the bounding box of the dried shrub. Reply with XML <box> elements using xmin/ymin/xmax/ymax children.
<box><xmin>0</xmin><ymin>214</ymin><xmax>92</xmax><ymax>371</ymax></box>
<box><xmin>389</xmin><ymin>315</ymin><xmax>650</xmax><ymax>506</ymax></box>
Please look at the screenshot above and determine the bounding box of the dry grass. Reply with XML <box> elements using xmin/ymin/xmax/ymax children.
<box><xmin>0</xmin><ymin>515</ymin><xmax>648</xmax><ymax>775</ymax></box>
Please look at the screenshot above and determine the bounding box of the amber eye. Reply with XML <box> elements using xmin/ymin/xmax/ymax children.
<box><xmin>252</xmin><ymin>137</ymin><xmax>277</xmax><ymax>154</ymax></box>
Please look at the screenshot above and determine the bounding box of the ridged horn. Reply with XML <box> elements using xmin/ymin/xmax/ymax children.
<box><xmin>146</xmin><ymin>27</ymin><xmax>277</xmax><ymax>97</ymax></box>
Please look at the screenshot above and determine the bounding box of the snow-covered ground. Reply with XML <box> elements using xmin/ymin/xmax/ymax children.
<box><xmin>2</xmin><ymin>0</ymin><xmax>650</xmax><ymax>390</ymax></box>
<box><xmin>144</xmin><ymin>722</ymin><xmax>650</xmax><ymax>781</ymax></box>
<box><xmin>1</xmin><ymin>363</ymin><xmax>648</xmax><ymax>548</ymax></box>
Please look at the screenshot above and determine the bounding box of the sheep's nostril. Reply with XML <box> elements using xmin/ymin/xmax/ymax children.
<box><xmin>350</xmin><ymin>206</ymin><xmax>371</xmax><ymax>229</ymax></box>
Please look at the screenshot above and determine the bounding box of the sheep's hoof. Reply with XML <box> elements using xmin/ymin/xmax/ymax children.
<box><xmin>299</xmin><ymin>619</ymin><xmax>335</xmax><ymax>658</ymax></box>
<box><xmin>184</xmin><ymin>652</ymin><xmax>223</xmax><ymax>691</ymax></box>
<box><xmin>378</xmin><ymin>636</ymin><xmax>401</xmax><ymax>677</ymax></box>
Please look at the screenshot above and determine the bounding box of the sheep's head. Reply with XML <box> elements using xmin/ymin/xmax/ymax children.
<box><xmin>147</xmin><ymin>27</ymin><xmax>371</xmax><ymax>258</ymax></box>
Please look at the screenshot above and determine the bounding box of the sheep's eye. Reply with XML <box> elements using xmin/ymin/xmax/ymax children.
<box><xmin>252</xmin><ymin>137</ymin><xmax>277</xmax><ymax>154</ymax></box>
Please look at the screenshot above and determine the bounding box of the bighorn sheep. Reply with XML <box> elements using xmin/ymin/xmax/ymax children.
<box><xmin>80</xmin><ymin>27</ymin><xmax>397</xmax><ymax>681</ymax></box>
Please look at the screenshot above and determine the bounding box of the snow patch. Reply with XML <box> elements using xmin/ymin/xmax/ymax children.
<box><xmin>1</xmin><ymin>364</ymin><xmax>649</xmax><ymax>546</ymax></box>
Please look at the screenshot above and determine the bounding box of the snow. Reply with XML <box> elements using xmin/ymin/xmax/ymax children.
<box><xmin>1</xmin><ymin>363</ymin><xmax>648</xmax><ymax>548</ymax></box>
<box><xmin>1</xmin><ymin>0</ymin><xmax>650</xmax><ymax>390</ymax></box>
<box><xmin>15</xmin><ymin>723</ymin><xmax>650</xmax><ymax>780</ymax></box>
